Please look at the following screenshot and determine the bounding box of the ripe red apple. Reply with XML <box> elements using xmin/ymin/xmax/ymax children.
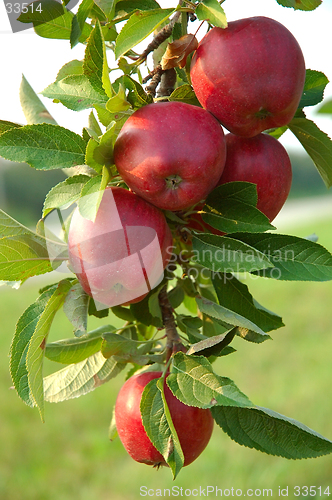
<box><xmin>190</xmin><ymin>16</ymin><xmax>306</xmax><ymax>137</ymax></box>
<box><xmin>67</xmin><ymin>187</ymin><xmax>173</xmax><ymax>308</ymax></box>
<box><xmin>115</xmin><ymin>371</ymin><xmax>214</xmax><ymax>467</ymax></box>
<box><xmin>217</xmin><ymin>133</ymin><xmax>292</xmax><ymax>222</ymax></box>
<box><xmin>113</xmin><ymin>101</ymin><xmax>226</xmax><ymax>211</ymax></box>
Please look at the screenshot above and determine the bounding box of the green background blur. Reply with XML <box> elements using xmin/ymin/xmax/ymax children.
<box><xmin>1</xmin><ymin>152</ymin><xmax>332</xmax><ymax>499</ymax></box>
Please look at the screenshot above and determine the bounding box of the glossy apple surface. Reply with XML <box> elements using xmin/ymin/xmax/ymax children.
<box><xmin>67</xmin><ymin>187</ymin><xmax>173</xmax><ymax>308</ymax></box>
<box><xmin>115</xmin><ymin>371</ymin><xmax>214</xmax><ymax>467</ymax></box>
<box><xmin>218</xmin><ymin>133</ymin><xmax>292</xmax><ymax>222</ymax></box>
<box><xmin>113</xmin><ymin>101</ymin><xmax>226</xmax><ymax>211</ymax></box>
<box><xmin>190</xmin><ymin>16</ymin><xmax>306</xmax><ymax>137</ymax></box>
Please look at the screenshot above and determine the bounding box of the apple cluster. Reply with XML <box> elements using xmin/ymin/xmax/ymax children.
<box><xmin>67</xmin><ymin>16</ymin><xmax>306</xmax><ymax>469</ymax></box>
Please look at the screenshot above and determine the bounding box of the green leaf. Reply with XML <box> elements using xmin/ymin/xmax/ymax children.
<box><xmin>201</xmin><ymin>182</ymin><xmax>275</xmax><ymax>234</ymax></box>
<box><xmin>0</xmin><ymin>209</ymin><xmax>37</xmax><ymax>238</ymax></box>
<box><xmin>18</xmin><ymin>0</ymin><xmax>66</xmax><ymax>22</ymax></box>
<box><xmin>115</xmin><ymin>8</ymin><xmax>175</xmax><ymax>59</ymax></box>
<box><xmin>89</xmin><ymin>1</ymin><xmax>108</xmax><ymax>21</ymax></box>
<box><xmin>0</xmin><ymin>234</ymin><xmax>60</xmax><ymax>281</ymax></box>
<box><xmin>130</xmin><ymin>290</ymin><xmax>163</xmax><ymax>328</ymax></box>
<box><xmin>0</xmin><ymin>121</ymin><xmax>22</xmax><ymax>134</ymax></box>
<box><xmin>45</xmin><ymin>336</ymin><xmax>102</xmax><ymax>364</ymax></box>
<box><xmin>88</xmin><ymin>298</ymin><xmax>109</xmax><ymax>318</ymax></box>
<box><xmin>212</xmin><ymin>273</ymin><xmax>283</xmax><ymax>333</ymax></box>
<box><xmin>70</xmin><ymin>0</ymin><xmax>94</xmax><ymax>48</ymax></box>
<box><xmin>195</xmin><ymin>0</ymin><xmax>227</xmax><ymax>28</ymax></box>
<box><xmin>77</xmin><ymin>175</ymin><xmax>104</xmax><ymax>221</ymax></box>
<box><xmin>55</xmin><ymin>60</ymin><xmax>84</xmax><ymax>81</ymax></box>
<box><xmin>43</xmin><ymin>175</ymin><xmax>91</xmax><ymax>217</ymax></box>
<box><xmin>90</xmin><ymin>125</ymin><xmax>117</xmax><ymax>167</ymax></box>
<box><xmin>63</xmin><ymin>282</ymin><xmax>90</xmax><ymax>336</ymax></box>
<box><xmin>105</xmin><ymin>84</ymin><xmax>131</xmax><ymax>113</ymax></box>
<box><xmin>177</xmin><ymin>314</ymin><xmax>203</xmax><ymax>342</ymax></box>
<box><xmin>111</xmin><ymin>305</ymin><xmax>135</xmax><ymax>322</ymax></box>
<box><xmin>41</xmin><ymin>75</ymin><xmax>108</xmax><ymax>111</ymax></box>
<box><xmin>186</xmin><ymin>328</ymin><xmax>236</xmax><ymax>357</ymax></box>
<box><xmin>115</xmin><ymin>0</ymin><xmax>160</xmax><ymax>17</ymax></box>
<box><xmin>168</xmin><ymin>352</ymin><xmax>252</xmax><ymax>408</ymax></box>
<box><xmin>101</xmin><ymin>332</ymin><xmax>157</xmax><ymax>364</ymax></box>
<box><xmin>85</xmin><ymin>138</ymin><xmax>103</xmax><ymax>172</ymax></box>
<box><xmin>317</xmin><ymin>98</ymin><xmax>332</xmax><ymax>115</ymax></box>
<box><xmin>10</xmin><ymin>280</ymin><xmax>72</xmax><ymax>420</ymax></box>
<box><xmin>214</xmin><ymin>180</ymin><xmax>258</xmax><ymax>206</ymax></box>
<box><xmin>94</xmin><ymin>103</ymin><xmax>132</xmax><ymax>131</ymax></box>
<box><xmin>168</xmin><ymin>84</ymin><xmax>201</xmax><ymax>107</ymax></box>
<box><xmin>140</xmin><ymin>377</ymin><xmax>184</xmax><ymax>479</ymax></box>
<box><xmin>96</xmin><ymin>0</ymin><xmax>116</xmax><ymax>17</ymax></box>
<box><xmin>275</xmin><ymin>0</ymin><xmax>322</xmax><ymax>11</ymax></box>
<box><xmin>20</xmin><ymin>75</ymin><xmax>57</xmax><ymax>125</ymax></box>
<box><xmin>192</xmin><ymin>233</ymin><xmax>273</xmax><ymax>274</ymax></box>
<box><xmin>44</xmin><ymin>351</ymin><xmax>125</xmax><ymax>402</ymax></box>
<box><xmin>83</xmin><ymin>21</ymin><xmax>113</xmax><ymax>98</ymax></box>
<box><xmin>266</xmin><ymin>126</ymin><xmax>288</xmax><ymax>140</ymax></box>
<box><xmin>19</xmin><ymin>0</ymin><xmax>92</xmax><ymax>42</ymax></box>
<box><xmin>288</xmin><ymin>115</ymin><xmax>332</xmax><ymax>188</ymax></box>
<box><xmin>196</xmin><ymin>295</ymin><xmax>269</xmax><ymax>340</ymax></box>
<box><xmin>0</xmin><ymin>124</ymin><xmax>86</xmax><ymax>170</ymax></box>
<box><xmin>298</xmin><ymin>69</ymin><xmax>329</xmax><ymax>109</ymax></box>
<box><xmin>211</xmin><ymin>405</ymin><xmax>332</xmax><ymax>459</ymax></box>
<box><xmin>122</xmin><ymin>75</ymin><xmax>153</xmax><ymax>108</ymax></box>
<box><xmin>88</xmin><ymin>111</ymin><xmax>103</xmax><ymax>137</ymax></box>
<box><xmin>45</xmin><ymin>325</ymin><xmax>114</xmax><ymax>364</ymax></box>
<box><xmin>168</xmin><ymin>286</ymin><xmax>185</xmax><ymax>310</ymax></box>
<box><xmin>231</xmin><ymin>233</ymin><xmax>332</xmax><ymax>281</ymax></box>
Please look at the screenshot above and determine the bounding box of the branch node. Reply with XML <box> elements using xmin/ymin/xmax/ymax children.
<box><xmin>158</xmin><ymin>285</ymin><xmax>184</xmax><ymax>361</ymax></box>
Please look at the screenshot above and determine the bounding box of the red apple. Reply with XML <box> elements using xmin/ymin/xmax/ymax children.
<box><xmin>190</xmin><ymin>17</ymin><xmax>306</xmax><ymax>137</ymax></box>
<box><xmin>67</xmin><ymin>187</ymin><xmax>173</xmax><ymax>308</ymax></box>
<box><xmin>115</xmin><ymin>371</ymin><xmax>214</xmax><ymax>467</ymax></box>
<box><xmin>113</xmin><ymin>101</ymin><xmax>226</xmax><ymax>211</ymax></box>
<box><xmin>218</xmin><ymin>133</ymin><xmax>292</xmax><ymax>222</ymax></box>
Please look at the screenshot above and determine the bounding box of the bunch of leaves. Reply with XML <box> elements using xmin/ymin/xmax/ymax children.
<box><xmin>0</xmin><ymin>0</ymin><xmax>332</xmax><ymax>479</ymax></box>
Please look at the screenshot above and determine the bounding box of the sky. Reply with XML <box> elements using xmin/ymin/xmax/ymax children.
<box><xmin>0</xmin><ymin>0</ymin><xmax>332</xmax><ymax>153</ymax></box>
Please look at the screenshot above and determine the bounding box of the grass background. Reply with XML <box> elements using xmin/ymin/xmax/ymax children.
<box><xmin>1</xmin><ymin>207</ymin><xmax>332</xmax><ymax>499</ymax></box>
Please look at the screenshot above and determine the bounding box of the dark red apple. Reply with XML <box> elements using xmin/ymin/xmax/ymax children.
<box><xmin>67</xmin><ymin>187</ymin><xmax>173</xmax><ymax>308</ymax></box>
<box><xmin>218</xmin><ymin>133</ymin><xmax>292</xmax><ymax>222</ymax></box>
<box><xmin>115</xmin><ymin>371</ymin><xmax>214</xmax><ymax>467</ymax></box>
<box><xmin>113</xmin><ymin>101</ymin><xmax>226</xmax><ymax>211</ymax></box>
<box><xmin>190</xmin><ymin>16</ymin><xmax>306</xmax><ymax>137</ymax></box>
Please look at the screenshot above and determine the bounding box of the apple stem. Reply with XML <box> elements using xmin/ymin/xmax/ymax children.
<box><xmin>158</xmin><ymin>285</ymin><xmax>184</xmax><ymax>361</ymax></box>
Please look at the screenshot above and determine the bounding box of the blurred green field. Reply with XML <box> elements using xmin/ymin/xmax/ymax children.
<box><xmin>1</xmin><ymin>208</ymin><xmax>332</xmax><ymax>500</ymax></box>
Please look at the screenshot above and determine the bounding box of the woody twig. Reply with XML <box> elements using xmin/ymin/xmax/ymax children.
<box><xmin>158</xmin><ymin>285</ymin><xmax>185</xmax><ymax>361</ymax></box>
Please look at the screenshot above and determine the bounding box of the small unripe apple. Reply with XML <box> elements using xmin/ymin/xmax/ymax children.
<box><xmin>67</xmin><ymin>187</ymin><xmax>173</xmax><ymax>308</ymax></box>
<box><xmin>190</xmin><ymin>16</ymin><xmax>306</xmax><ymax>137</ymax></box>
<box><xmin>218</xmin><ymin>133</ymin><xmax>292</xmax><ymax>222</ymax></box>
<box><xmin>113</xmin><ymin>101</ymin><xmax>226</xmax><ymax>211</ymax></box>
<box><xmin>115</xmin><ymin>371</ymin><xmax>214</xmax><ymax>467</ymax></box>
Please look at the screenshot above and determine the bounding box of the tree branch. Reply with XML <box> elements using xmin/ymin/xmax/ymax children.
<box><xmin>158</xmin><ymin>284</ymin><xmax>185</xmax><ymax>361</ymax></box>
<box><xmin>138</xmin><ymin>11</ymin><xmax>182</xmax><ymax>63</ymax></box>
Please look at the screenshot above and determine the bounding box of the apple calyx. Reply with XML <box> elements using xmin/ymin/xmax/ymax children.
<box><xmin>165</xmin><ymin>174</ymin><xmax>183</xmax><ymax>190</ymax></box>
<box><xmin>255</xmin><ymin>108</ymin><xmax>273</xmax><ymax>120</ymax></box>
